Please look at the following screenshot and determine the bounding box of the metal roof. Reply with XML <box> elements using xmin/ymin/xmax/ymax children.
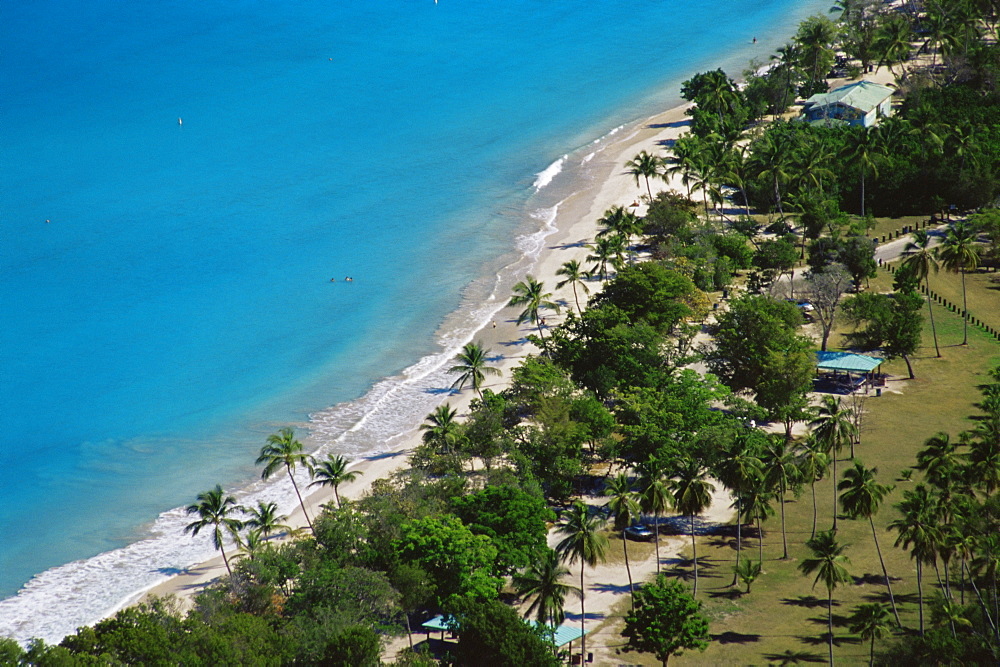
<box><xmin>804</xmin><ymin>80</ymin><xmax>893</xmax><ymax>113</ymax></box>
<box><xmin>421</xmin><ymin>615</ymin><xmax>586</xmax><ymax>647</ymax></box>
<box><xmin>816</xmin><ymin>351</ymin><xmax>883</xmax><ymax>373</ymax></box>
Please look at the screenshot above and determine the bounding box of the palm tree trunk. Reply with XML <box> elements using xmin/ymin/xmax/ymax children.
<box><xmin>691</xmin><ymin>514</ymin><xmax>698</xmax><ymax>597</ymax></box>
<box><xmin>757</xmin><ymin>517</ymin><xmax>763</xmax><ymax>564</ymax></box>
<box><xmin>828</xmin><ymin>588</ymin><xmax>835</xmax><ymax>666</ymax></box>
<box><xmin>572</xmin><ymin>284</ymin><xmax>582</xmax><ymax>314</ymax></box>
<box><xmin>960</xmin><ymin>269</ymin><xmax>968</xmax><ymax>345</ymax></box>
<box><xmin>654</xmin><ymin>517</ymin><xmax>661</xmax><ymax>574</ymax></box>
<box><xmin>860</xmin><ymin>170</ymin><xmax>866</xmax><ymax>218</ymax></box>
<box><xmin>780</xmin><ymin>479</ymin><xmax>788</xmax><ymax>559</ymax></box>
<box><xmin>536</xmin><ymin>321</ymin><xmax>548</xmax><ymax>354</ymax></box>
<box><xmin>220</xmin><ymin>543</ymin><xmax>233</xmax><ymax>577</ymax></box>
<box><xmin>623</xmin><ymin>533</ymin><xmax>635</xmax><ymax>610</ymax></box>
<box><xmin>732</xmin><ymin>500</ymin><xmax>742</xmax><ymax>587</ymax></box>
<box><xmin>406</xmin><ymin>613</ymin><xmax>413</xmax><ymax>649</ymax></box>
<box><xmin>925</xmin><ymin>285</ymin><xmax>941</xmax><ymax>358</ymax></box>
<box><xmin>334</xmin><ymin>486</ymin><xmax>341</xmax><ymax>509</ymax></box>
<box><xmin>832</xmin><ymin>455</ymin><xmax>839</xmax><ymax>532</ymax></box>
<box><xmin>645</xmin><ymin>176</ymin><xmax>653</xmax><ymax>202</ymax></box>
<box><xmin>287</xmin><ymin>466</ymin><xmax>314</xmax><ymax>533</ymax></box>
<box><xmin>811</xmin><ymin>481</ymin><xmax>818</xmax><ymax>541</ymax></box>
<box><xmin>965</xmin><ymin>561</ymin><xmax>997</xmax><ymax>635</ymax></box>
<box><xmin>869</xmin><ymin>634</ymin><xmax>875</xmax><ymax>667</ymax></box>
<box><xmin>580</xmin><ymin>564</ymin><xmax>586</xmax><ymax>663</ymax></box>
<box><xmin>918</xmin><ymin>560</ymin><xmax>925</xmax><ymax>636</ymax></box>
<box><xmin>870</xmin><ymin>517</ymin><xmax>901</xmax><ymax>626</ymax></box>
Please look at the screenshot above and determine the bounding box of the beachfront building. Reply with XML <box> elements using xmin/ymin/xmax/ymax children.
<box><xmin>800</xmin><ymin>80</ymin><xmax>894</xmax><ymax>127</ymax></box>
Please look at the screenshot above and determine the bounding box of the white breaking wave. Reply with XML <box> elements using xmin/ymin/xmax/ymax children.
<box><xmin>532</xmin><ymin>155</ymin><xmax>567</xmax><ymax>191</ymax></box>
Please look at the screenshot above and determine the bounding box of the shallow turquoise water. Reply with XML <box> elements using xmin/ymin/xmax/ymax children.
<box><xmin>0</xmin><ymin>0</ymin><xmax>829</xmax><ymax>642</ymax></box>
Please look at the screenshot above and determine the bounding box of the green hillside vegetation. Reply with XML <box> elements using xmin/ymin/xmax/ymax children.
<box><xmin>5</xmin><ymin>1</ymin><xmax>1000</xmax><ymax>664</ymax></box>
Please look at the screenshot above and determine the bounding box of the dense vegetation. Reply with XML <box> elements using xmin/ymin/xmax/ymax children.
<box><xmin>5</xmin><ymin>0</ymin><xmax>1000</xmax><ymax>664</ymax></box>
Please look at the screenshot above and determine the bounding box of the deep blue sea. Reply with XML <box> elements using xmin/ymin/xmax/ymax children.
<box><xmin>1</xmin><ymin>0</ymin><xmax>829</xmax><ymax>643</ymax></box>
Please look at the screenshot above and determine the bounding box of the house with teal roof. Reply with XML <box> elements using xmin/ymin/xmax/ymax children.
<box><xmin>801</xmin><ymin>80</ymin><xmax>894</xmax><ymax>127</ymax></box>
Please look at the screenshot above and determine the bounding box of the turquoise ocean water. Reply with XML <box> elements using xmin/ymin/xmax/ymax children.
<box><xmin>1</xmin><ymin>0</ymin><xmax>829</xmax><ymax>643</ymax></box>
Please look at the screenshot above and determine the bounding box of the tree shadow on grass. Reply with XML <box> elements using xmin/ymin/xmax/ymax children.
<box><xmin>862</xmin><ymin>590</ymin><xmax>919</xmax><ymax>606</ymax></box>
<box><xmin>712</xmin><ymin>631</ymin><xmax>762</xmax><ymax>644</ymax></box>
<box><xmin>796</xmin><ymin>633</ymin><xmax>861</xmax><ymax>648</ymax></box>
<box><xmin>782</xmin><ymin>595</ymin><xmax>838</xmax><ymax>609</ymax></box>
<box><xmin>590</xmin><ymin>582</ymin><xmax>635</xmax><ymax>595</ymax></box>
<box><xmin>763</xmin><ymin>649</ymin><xmax>827</xmax><ymax>665</ymax></box>
<box><xmin>707</xmin><ymin>588</ymin><xmax>745</xmax><ymax>600</ymax></box>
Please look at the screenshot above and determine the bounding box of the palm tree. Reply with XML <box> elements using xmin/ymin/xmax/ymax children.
<box><xmin>555</xmin><ymin>501</ymin><xmax>609</xmax><ymax>662</ymax></box>
<box><xmin>848</xmin><ymin>602</ymin><xmax>894</xmax><ymax>666</ymax></box>
<box><xmin>556</xmin><ymin>259</ymin><xmax>592</xmax><ymax>314</ymax></box>
<box><xmin>750</xmin><ymin>132</ymin><xmax>794</xmax><ymax>218</ymax></box>
<box><xmin>235</xmin><ymin>526</ymin><xmax>266</xmax><ymax>562</ymax></box>
<box><xmin>797</xmin><ymin>435</ymin><xmax>831</xmax><ymax>541</ymax></box>
<box><xmin>889</xmin><ymin>485</ymin><xmax>942</xmax><ymax>635</ymax></box>
<box><xmin>902</xmin><ymin>229</ymin><xmax>942</xmax><ymax>358</ymax></box>
<box><xmin>242</xmin><ymin>500</ymin><xmax>292</xmax><ymax>538</ymax></box>
<box><xmin>508</xmin><ymin>275</ymin><xmax>560</xmax><ymax>353</ymax></box>
<box><xmin>184</xmin><ymin>485</ymin><xmax>243</xmax><ymax>576</ymax></box>
<box><xmin>740</xmin><ymin>486</ymin><xmax>775</xmax><ymax>565</ymax></box>
<box><xmin>763</xmin><ymin>436</ymin><xmax>799</xmax><ymax>560</ymax></box>
<box><xmin>513</xmin><ymin>548</ymin><xmax>581</xmax><ymax>628</ymax></box>
<box><xmin>418</xmin><ymin>403</ymin><xmax>464</xmax><ymax>470</ymax></box>
<box><xmin>937</xmin><ymin>223</ymin><xmax>981</xmax><ymax>346</ymax></box>
<box><xmin>799</xmin><ymin>530</ymin><xmax>853</xmax><ymax>666</ymax></box>
<box><xmin>736</xmin><ymin>558</ymin><xmax>763</xmax><ymax>594</ymax></box>
<box><xmin>714</xmin><ymin>434</ymin><xmax>764</xmax><ymax>586</ymax></box>
<box><xmin>839</xmin><ymin>461</ymin><xmax>901</xmax><ymax>626</ymax></box>
<box><xmin>604</xmin><ymin>473</ymin><xmax>641</xmax><ymax>607</ymax></box>
<box><xmin>257</xmin><ymin>428</ymin><xmax>315</xmax><ymax>533</ymax></box>
<box><xmin>309</xmin><ymin>453</ymin><xmax>362</xmax><ymax>509</ymax></box>
<box><xmin>915</xmin><ymin>432</ymin><xmax>961</xmax><ymax>489</ymax></box>
<box><xmin>637</xmin><ymin>457</ymin><xmax>672</xmax><ymax>575</ymax></box>
<box><xmin>669</xmin><ymin>458</ymin><xmax>715</xmax><ymax>597</ymax></box>
<box><xmin>840</xmin><ymin>127</ymin><xmax>881</xmax><ymax>218</ymax></box>
<box><xmin>449</xmin><ymin>341</ymin><xmax>501</xmax><ymax>398</ymax></box>
<box><xmin>586</xmin><ymin>234</ymin><xmax>627</xmax><ymax>282</ymax></box>
<box><xmin>809</xmin><ymin>396</ymin><xmax>858</xmax><ymax>531</ymax></box>
<box><xmin>873</xmin><ymin>12</ymin><xmax>913</xmax><ymax>76</ymax></box>
<box><xmin>625</xmin><ymin>151</ymin><xmax>664</xmax><ymax>201</ymax></box>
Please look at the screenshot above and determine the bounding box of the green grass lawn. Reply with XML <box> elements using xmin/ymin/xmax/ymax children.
<box><xmin>603</xmin><ymin>275</ymin><xmax>1000</xmax><ymax>666</ymax></box>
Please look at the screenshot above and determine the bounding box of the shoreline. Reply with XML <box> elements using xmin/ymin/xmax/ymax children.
<box><xmin>136</xmin><ymin>98</ymin><xmax>699</xmax><ymax>612</ymax></box>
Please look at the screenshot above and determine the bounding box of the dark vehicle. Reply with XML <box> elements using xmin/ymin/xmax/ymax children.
<box><xmin>624</xmin><ymin>524</ymin><xmax>656</xmax><ymax>542</ymax></box>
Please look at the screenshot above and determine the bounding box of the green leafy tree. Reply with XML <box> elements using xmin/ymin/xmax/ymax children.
<box><xmin>590</xmin><ymin>262</ymin><xmax>700</xmax><ymax>333</ymax></box>
<box><xmin>509</xmin><ymin>275</ymin><xmax>560</xmax><ymax>352</ymax></box>
<box><xmin>839</xmin><ymin>460</ymin><xmax>901</xmax><ymax>626</ymax></box>
<box><xmin>849</xmin><ymin>602</ymin><xmax>894</xmax><ymax>666</ymax></box>
<box><xmin>555</xmin><ymin>501</ymin><xmax>609</xmax><ymax>661</ymax></box>
<box><xmin>937</xmin><ymin>222</ymin><xmax>981</xmax><ymax>346</ymax></box>
<box><xmin>257</xmin><ymin>427</ymin><xmax>315</xmax><ymax>533</ymax></box>
<box><xmin>309</xmin><ymin>453</ymin><xmax>362</xmax><ymax>509</ymax></box>
<box><xmin>902</xmin><ymin>229</ymin><xmax>942</xmax><ymax>358</ymax></box>
<box><xmin>799</xmin><ymin>530</ymin><xmax>853</xmax><ymax>665</ymax></box>
<box><xmin>841</xmin><ymin>289</ymin><xmax>924</xmax><ymax>379</ymax></box>
<box><xmin>669</xmin><ymin>458</ymin><xmax>715</xmax><ymax>597</ymax></box>
<box><xmin>450</xmin><ymin>598</ymin><xmax>562</xmax><ymax>667</ymax></box>
<box><xmin>394</xmin><ymin>514</ymin><xmax>502</xmax><ymax>609</ymax></box>
<box><xmin>622</xmin><ymin>574</ymin><xmax>710</xmax><ymax>666</ymax></box>
<box><xmin>449</xmin><ymin>341</ymin><xmax>501</xmax><ymax>398</ymax></box>
<box><xmin>513</xmin><ymin>548</ymin><xmax>580</xmax><ymax>628</ymax></box>
<box><xmin>184</xmin><ymin>485</ymin><xmax>244</xmax><ymax>576</ymax></box>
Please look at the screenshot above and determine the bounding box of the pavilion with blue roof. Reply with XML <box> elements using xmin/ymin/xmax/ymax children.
<box><xmin>815</xmin><ymin>351</ymin><xmax>885</xmax><ymax>393</ymax></box>
<box><xmin>420</xmin><ymin>614</ymin><xmax>587</xmax><ymax>649</ymax></box>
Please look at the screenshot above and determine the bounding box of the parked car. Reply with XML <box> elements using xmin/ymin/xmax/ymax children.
<box><xmin>624</xmin><ymin>524</ymin><xmax>656</xmax><ymax>542</ymax></box>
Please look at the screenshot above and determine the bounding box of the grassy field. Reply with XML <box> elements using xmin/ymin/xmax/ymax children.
<box><xmin>600</xmin><ymin>267</ymin><xmax>1000</xmax><ymax>666</ymax></box>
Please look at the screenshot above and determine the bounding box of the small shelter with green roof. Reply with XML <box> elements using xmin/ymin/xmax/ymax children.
<box><xmin>801</xmin><ymin>80</ymin><xmax>894</xmax><ymax>127</ymax></box>
<box><xmin>815</xmin><ymin>351</ymin><xmax>885</xmax><ymax>393</ymax></box>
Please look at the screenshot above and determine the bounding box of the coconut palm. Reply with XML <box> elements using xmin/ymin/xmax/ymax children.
<box><xmin>809</xmin><ymin>396</ymin><xmax>858</xmax><ymax>531</ymax></box>
<box><xmin>839</xmin><ymin>461</ymin><xmax>901</xmax><ymax>626</ymax></box>
<box><xmin>234</xmin><ymin>526</ymin><xmax>266</xmax><ymax>562</ymax></box>
<box><xmin>736</xmin><ymin>558</ymin><xmax>763</xmax><ymax>594</ymax></box>
<box><xmin>257</xmin><ymin>427</ymin><xmax>315</xmax><ymax>533</ymax></box>
<box><xmin>449</xmin><ymin>341</ymin><xmax>501</xmax><ymax>398</ymax></box>
<box><xmin>513</xmin><ymin>548</ymin><xmax>581</xmax><ymax>628</ymax></box>
<box><xmin>637</xmin><ymin>457</ymin><xmax>672</xmax><ymax>575</ymax></box>
<box><xmin>762</xmin><ymin>436</ymin><xmax>800</xmax><ymax>560</ymax></box>
<box><xmin>418</xmin><ymin>403</ymin><xmax>463</xmax><ymax>468</ymax></box>
<box><xmin>556</xmin><ymin>259</ymin><xmax>592</xmax><ymax>314</ymax></box>
<box><xmin>750</xmin><ymin>131</ymin><xmax>794</xmax><ymax>218</ymax></box>
<box><xmin>625</xmin><ymin>151</ymin><xmax>664</xmax><ymax>201</ymax></box>
<box><xmin>309</xmin><ymin>453</ymin><xmax>362</xmax><ymax>509</ymax></box>
<box><xmin>902</xmin><ymin>229</ymin><xmax>942</xmax><ymax>358</ymax></box>
<box><xmin>714</xmin><ymin>434</ymin><xmax>764</xmax><ymax>586</ymax></box>
<box><xmin>937</xmin><ymin>222</ymin><xmax>981</xmax><ymax>346</ymax></box>
<box><xmin>873</xmin><ymin>12</ymin><xmax>913</xmax><ymax>76</ymax></box>
<box><xmin>799</xmin><ymin>530</ymin><xmax>853</xmax><ymax>665</ymax></box>
<box><xmin>840</xmin><ymin>126</ymin><xmax>881</xmax><ymax>218</ymax></box>
<box><xmin>586</xmin><ymin>234</ymin><xmax>627</xmax><ymax>282</ymax></box>
<box><xmin>555</xmin><ymin>501</ymin><xmax>609</xmax><ymax>662</ymax></box>
<box><xmin>508</xmin><ymin>275</ymin><xmax>560</xmax><ymax>353</ymax></box>
<box><xmin>849</xmin><ymin>602</ymin><xmax>894</xmax><ymax>666</ymax></box>
<box><xmin>604</xmin><ymin>473</ymin><xmax>641</xmax><ymax>607</ymax></box>
<box><xmin>889</xmin><ymin>485</ymin><xmax>942</xmax><ymax>635</ymax></box>
<box><xmin>242</xmin><ymin>500</ymin><xmax>293</xmax><ymax>538</ymax></box>
<box><xmin>669</xmin><ymin>458</ymin><xmax>715</xmax><ymax>597</ymax></box>
<box><xmin>797</xmin><ymin>435</ymin><xmax>831</xmax><ymax>541</ymax></box>
<box><xmin>184</xmin><ymin>485</ymin><xmax>243</xmax><ymax>576</ymax></box>
<box><xmin>739</xmin><ymin>486</ymin><xmax>775</xmax><ymax>565</ymax></box>
<box><xmin>915</xmin><ymin>432</ymin><xmax>962</xmax><ymax>489</ymax></box>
